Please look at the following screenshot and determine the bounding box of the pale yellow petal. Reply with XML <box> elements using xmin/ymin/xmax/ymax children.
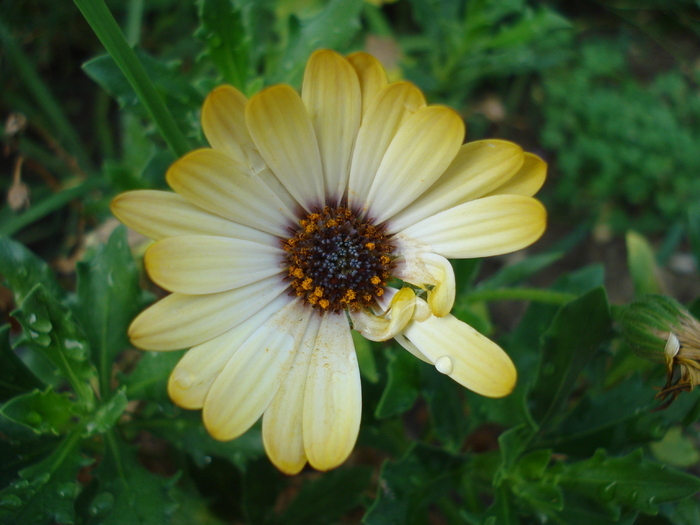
<box><xmin>203</xmin><ymin>299</ymin><xmax>311</xmax><ymax>441</ymax></box>
<box><xmin>246</xmin><ymin>85</ymin><xmax>324</xmax><ymax>210</ymax></box>
<box><xmin>303</xmin><ymin>313</ymin><xmax>361</xmax><ymax>471</ymax></box>
<box><xmin>262</xmin><ymin>315</ymin><xmax>322</xmax><ymax>475</ymax></box>
<box><xmin>345</xmin><ymin>52</ymin><xmax>389</xmax><ymax>118</ymax></box>
<box><xmin>394</xmin><ymin>252</ymin><xmax>455</xmax><ymax>317</ymax></box>
<box><xmin>167</xmin><ymin>148</ymin><xmax>296</xmax><ymax>237</ymax></box>
<box><xmin>168</xmin><ymin>295</ymin><xmax>289</xmax><ymax>409</ymax></box>
<box><xmin>110</xmin><ymin>190</ymin><xmax>277</xmax><ymax>246</ymax></box>
<box><xmin>302</xmin><ymin>49</ymin><xmax>361</xmax><ymax>201</ymax></box>
<box><xmin>394</xmin><ymin>332</ymin><xmax>432</xmax><ymax>364</ymax></box>
<box><xmin>485</xmin><ymin>152</ymin><xmax>547</xmax><ymax>198</ymax></box>
<box><xmin>388</xmin><ymin>140</ymin><xmax>524</xmax><ymax>232</ymax></box>
<box><xmin>350</xmin><ymin>287</ymin><xmax>416</xmax><ymax>342</ymax></box>
<box><xmin>347</xmin><ymin>82</ymin><xmax>426</xmax><ymax>211</ymax></box>
<box><xmin>128</xmin><ymin>275</ymin><xmax>287</xmax><ymax>350</ymax></box>
<box><xmin>397</xmin><ymin>195</ymin><xmax>546</xmax><ymax>259</ymax></box>
<box><xmin>201</xmin><ymin>85</ymin><xmax>251</xmax><ymax>164</ymax></box>
<box><xmin>364</xmin><ymin>105</ymin><xmax>464</xmax><ymax>224</ymax></box>
<box><xmin>403</xmin><ymin>314</ymin><xmax>517</xmax><ymax>397</ymax></box>
<box><xmin>144</xmin><ymin>235</ymin><xmax>283</xmax><ymax>295</ymax></box>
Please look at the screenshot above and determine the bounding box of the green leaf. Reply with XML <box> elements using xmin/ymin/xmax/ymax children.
<box><xmin>688</xmin><ymin>202</ymin><xmax>700</xmax><ymax>274</ymax></box>
<box><xmin>88</xmin><ymin>432</ymin><xmax>177</xmax><ymax>524</ymax></box>
<box><xmin>626</xmin><ymin>231</ymin><xmax>664</xmax><ymax>295</ymax></box>
<box><xmin>420</xmin><ymin>365</ymin><xmax>469</xmax><ymax>451</ymax></box>
<box><xmin>272</xmin><ymin>0</ymin><xmax>364</xmax><ymax>85</ymax></box>
<box><xmin>197</xmin><ymin>0</ymin><xmax>249</xmax><ymax>90</ymax></box>
<box><xmin>122</xmin><ymin>350</ymin><xmax>185</xmax><ymax>403</ymax></box>
<box><xmin>0</xmin><ymin>388</ymin><xmax>76</xmax><ymax>437</ymax></box>
<box><xmin>375</xmin><ymin>348</ymin><xmax>420</xmax><ymax>419</ymax></box>
<box><xmin>12</xmin><ymin>284</ymin><xmax>95</xmax><ymax>408</ymax></box>
<box><xmin>84</xmin><ymin>389</ymin><xmax>129</xmax><ymax>437</ymax></box>
<box><xmin>0</xmin><ymin>427</ymin><xmax>87</xmax><ymax>525</ymax></box>
<box><xmin>75</xmin><ymin>226</ymin><xmax>144</xmax><ymax>398</ymax></box>
<box><xmin>354</xmin><ymin>331</ymin><xmax>379</xmax><ymax>383</ymax></box>
<box><xmin>528</xmin><ymin>287</ymin><xmax>613</xmax><ymax>429</ymax></box>
<box><xmin>649</xmin><ymin>426</ymin><xmax>700</xmax><ymax>468</ymax></box>
<box><xmin>0</xmin><ymin>236</ymin><xmax>63</xmax><ymax>304</ymax></box>
<box><xmin>478</xmin><ymin>250</ymin><xmax>564</xmax><ymax>290</ymax></box>
<box><xmin>0</xmin><ymin>324</ymin><xmax>43</xmax><ymax>402</ymax></box>
<box><xmin>555</xmin><ymin>449</ymin><xmax>700</xmax><ymax>519</ymax></box>
<box><xmin>280</xmin><ymin>466</ymin><xmax>372</xmax><ymax>525</ymax></box>
<box><xmin>363</xmin><ymin>443</ymin><xmax>464</xmax><ymax>525</ymax></box>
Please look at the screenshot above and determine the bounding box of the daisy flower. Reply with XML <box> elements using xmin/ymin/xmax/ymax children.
<box><xmin>111</xmin><ymin>49</ymin><xmax>547</xmax><ymax>474</ymax></box>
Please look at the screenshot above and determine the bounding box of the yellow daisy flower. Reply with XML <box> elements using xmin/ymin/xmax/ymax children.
<box><xmin>111</xmin><ymin>49</ymin><xmax>547</xmax><ymax>474</ymax></box>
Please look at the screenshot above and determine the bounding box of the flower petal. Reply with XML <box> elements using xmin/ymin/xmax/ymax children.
<box><xmin>485</xmin><ymin>152</ymin><xmax>547</xmax><ymax>198</ymax></box>
<box><xmin>201</xmin><ymin>85</ymin><xmax>251</xmax><ymax>164</ymax></box>
<box><xmin>145</xmin><ymin>235</ymin><xmax>283</xmax><ymax>295</ymax></box>
<box><xmin>303</xmin><ymin>313</ymin><xmax>362</xmax><ymax>471</ymax></box>
<box><xmin>345</xmin><ymin>52</ymin><xmax>389</xmax><ymax>118</ymax></box>
<box><xmin>403</xmin><ymin>314</ymin><xmax>517</xmax><ymax>397</ymax></box>
<box><xmin>167</xmin><ymin>148</ymin><xmax>296</xmax><ymax>237</ymax></box>
<box><xmin>350</xmin><ymin>287</ymin><xmax>416</xmax><ymax>342</ymax></box>
<box><xmin>364</xmin><ymin>105</ymin><xmax>464</xmax><ymax>224</ymax></box>
<box><xmin>246</xmin><ymin>85</ymin><xmax>324</xmax><ymax>210</ymax></box>
<box><xmin>395</xmin><ymin>252</ymin><xmax>455</xmax><ymax>317</ymax></box>
<box><xmin>110</xmin><ymin>190</ymin><xmax>277</xmax><ymax>246</ymax></box>
<box><xmin>388</xmin><ymin>140</ymin><xmax>524</xmax><ymax>232</ymax></box>
<box><xmin>203</xmin><ymin>299</ymin><xmax>311</xmax><ymax>441</ymax></box>
<box><xmin>168</xmin><ymin>295</ymin><xmax>289</xmax><ymax>409</ymax></box>
<box><xmin>397</xmin><ymin>195</ymin><xmax>546</xmax><ymax>259</ymax></box>
<box><xmin>302</xmin><ymin>49</ymin><xmax>361</xmax><ymax>202</ymax></box>
<box><xmin>347</xmin><ymin>82</ymin><xmax>426</xmax><ymax>211</ymax></box>
<box><xmin>262</xmin><ymin>315</ymin><xmax>322</xmax><ymax>475</ymax></box>
<box><xmin>128</xmin><ymin>275</ymin><xmax>287</xmax><ymax>350</ymax></box>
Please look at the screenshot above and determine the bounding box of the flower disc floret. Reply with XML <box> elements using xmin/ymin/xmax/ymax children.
<box><xmin>283</xmin><ymin>206</ymin><xmax>394</xmax><ymax>312</ymax></box>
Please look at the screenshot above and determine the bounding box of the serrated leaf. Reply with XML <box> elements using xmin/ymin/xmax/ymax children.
<box><xmin>363</xmin><ymin>443</ymin><xmax>464</xmax><ymax>525</ymax></box>
<box><xmin>197</xmin><ymin>0</ymin><xmax>249</xmax><ymax>90</ymax></box>
<box><xmin>555</xmin><ymin>449</ymin><xmax>700</xmax><ymax>519</ymax></box>
<box><xmin>626</xmin><ymin>231</ymin><xmax>664</xmax><ymax>296</ymax></box>
<box><xmin>0</xmin><ymin>324</ymin><xmax>43</xmax><ymax>402</ymax></box>
<box><xmin>89</xmin><ymin>433</ymin><xmax>177</xmax><ymax>524</ymax></box>
<box><xmin>0</xmin><ymin>237</ymin><xmax>63</xmax><ymax>304</ymax></box>
<box><xmin>84</xmin><ymin>389</ymin><xmax>129</xmax><ymax>437</ymax></box>
<box><xmin>12</xmin><ymin>284</ymin><xmax>95</xmax><ymax>407</ymax></box>
<box><xmin>281</xmin><ymin>466</ymin><xmax>372</xmax><ymax>525</ymax></box>
<box><xmin>271</xmin><ymin>0</ymin><xmax>364</xmax><ymax>85</ymax></box>
<box><xmin>0</xmin><ymin>428</ymin><xmax>87</xmax><ymax>525</ymax></box>
<box><xmin>375</xmin><ymin>348</ymin><xmax>420</xmax><ymax>419</ymax></box>
<box><xmin>75</xmin><ymin>226</ymin><xmax>144</xmax><ymax>397</ymax></box>
<box><xmin>0</xmin><ymin>388</ymin><xmax>76</xmax><ymax>437</ymax></box>
<box><xmin>529</xmin><ymin>286</ymin><xmax>613</xmax><ymax>429</ymax></box>
<box><xmin>122</xmin><ymin>350</ymin><xmax>185</xmax><ymax>403</ymax></box>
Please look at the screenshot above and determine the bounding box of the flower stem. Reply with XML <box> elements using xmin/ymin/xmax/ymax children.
<box><xmin>463</xmin><ymin>288</ymin><xmax>577</xmax><ymax>305</ymax></box>
<box><xmin>73</xmin><ymin>0</ymin><xmax>191</xmax><ymax>158</ymax></box>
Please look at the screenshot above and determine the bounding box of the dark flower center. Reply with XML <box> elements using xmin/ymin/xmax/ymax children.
<box><xmin>282</xmin><ymin>206</ymin><xmax>395</xmax><ymax>312</ymax></box>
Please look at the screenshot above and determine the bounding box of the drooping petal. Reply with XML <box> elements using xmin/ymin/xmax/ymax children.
<box><xmin>144</xmin><ymin>235</ymin><xmax>283</xmax><ymax>295</ymax></box>
<box><xmin>395</xmin><ymin>252</ymin><xmax>455</xmax><ymax>317</ymax></box>
<box><xmin>403</xmin><ymin>314</ymin><xmax>517</xmax><ymax>397</ymax></box>
<box><xmin>388</xmin><ymin>140</ymin><xmax>524</xmax><ymax>232</ymax></box>
<box><xmin>262</xmin><ymin>314</ymin><xmax>322</xmax><ymax>475</ymax></box>
<box><xmin>303</xmin><ymin>313</ymin><xmax>362</xmax><ymax>471</ymax></box>
<box><xmin>350</xmin><ymin>286</ymin><xmax>416</xmax><ymax>342</ymax></box>
<box><xmin>246</xmin><ymin>85</ymin><xmax>324</xmax><ymax>210</ymax></box>
<box><xmin>128</xmin><ymin>275</ymin><xmax>287</xmax><ymax>350</ymax></box>
<box><xmin>203</xmin><ymin>299</ymin><xmax>311</xmax><ymax>441</ymax></box>
<box><xmin>168</xmin><ymin>295</ymin><xmax>289</xmax><ymax>409</ymax></box>
<box><xmin>345</xmin><ymin>52</ymin><xmax>389</xmax><ymax>118</ymax></box>
<box><xmin>110</xmin><ymin>190</ymin><xmax>277</xmax><ymax>246</ymax></box>
<box><xmin>485</xmin><ymin>152</ymin><xmax>547</xmax><ymax>198</ymax></box>
<box><xmin>397</xmin><ymin>195</ymin><xmax>546</xmax><ymax>259</ymax></box>
<box><xmin>302</xmin><ymin>49</ymin><xmax>361</xmax><ymax>202</ymax></box>
<box><xmin>167</xmin><ymin>148</ymin><xmax>296</xmax><ymax>237</ymax></box>
<box><xmin>364</xmin><ymin>105</ymin><xmax>464</xmax><ymax>224</ymax></box>
<box><xmin>347</xmin><ymin>82</ymin><xmax>426</xmax><ymax>211</ymax></box>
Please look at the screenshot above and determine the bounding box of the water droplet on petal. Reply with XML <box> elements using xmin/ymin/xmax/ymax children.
<box><xmin>435</xmin><ymin>356</ymin><xmax>453</xmax><ymax>375</ymax></box>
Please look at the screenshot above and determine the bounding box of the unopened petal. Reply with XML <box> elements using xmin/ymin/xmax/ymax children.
<box><xmin>403</xmin><ymin>314</ymin><xmax>517</xmax><ymax>397</ymax></box>
<box><xmin>302</xmin><ymin>49</ymin><xmax>361</xmax><ymax>201</ymax></box>
<box><xmin>145</xmin><ymin>235</ymin><xmax>283</xmax><ymax>295</ymax></box>
<box><xmin>389</xmin><ymin>140</ymin><xmax>524</xmax><ymax>232</ymax></box>
<box><xmin>398</xmin><ymin>195</ymin><xmax>546</xmax><ymax>259</ymax></box>
<box><xmin>345</xmin><ymin>52</ymin><xmax>389</xmax><ymax>117</ymax></box>
<box><xmin>350</xmin><ymin>287</ymin><xmax>416</xmax><ymax>342</ymax></box>
<box><xmin>365</xmin><ymin>106</ymin><xmax>464</xmax><ymax>223</ymax></box>
<box><xmin>262</xmin><ymin>315</ymin><xmax>322</xmax><ymax>475</ymax></box>
<box><xmin>128</xmin><ymin>275</ymin><xmax>287</xmax><ymax>350</ymax></box>
<box><xmin>485</xmin><ymin>152</ymin><xmax>547</xmax><ymax>198</ymax></box>
<box><xmin>167</xmin><ymin>148</ymin><xmax>296</xmax><ymax>236</ymax></box>
<box><xmin>203</xmin><ymin>299</ymin><xmax>311</xmax><ymax>441</ymax></box>
<box><xmin>303</xmin><ymin>313</ymin><xmax>361</xmax><ymax>471</ymax></box>
<box><xmin>394</xmin><ymin>252</ymin><xmax>455</xmax><ymax>317</ymax></box>
<box><xmin>246</xmin><ymin>85</ymin><xmax>324</xmax><ymax>210</ymax></box>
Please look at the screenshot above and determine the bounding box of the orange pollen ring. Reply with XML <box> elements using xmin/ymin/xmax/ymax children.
<box><xmin>282</xmin><ymin>205</ymin><xmax>395</xmax><ymax>312</ymax></box>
